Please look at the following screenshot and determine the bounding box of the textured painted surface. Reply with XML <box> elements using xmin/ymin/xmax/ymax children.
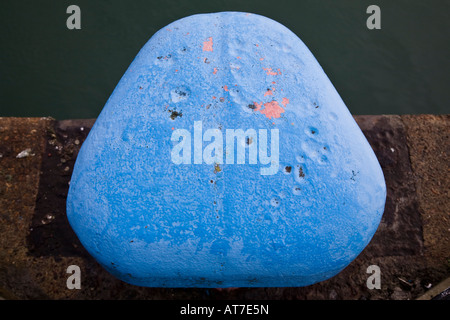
<box><xmin>66</xmin><ymin>12</ymin><xmax>386</xmax><ymax>287</ymax></box>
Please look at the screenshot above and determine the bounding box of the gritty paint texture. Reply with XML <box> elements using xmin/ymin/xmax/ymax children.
<box><xmin>66</xmin><ymin>12</ymin><xmax>386</xmax><ymax>288</ymax></box>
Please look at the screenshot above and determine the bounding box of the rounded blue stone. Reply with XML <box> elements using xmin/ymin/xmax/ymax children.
<box><xmin>67</xmin><ymin>12</ymin><xmax>386</xmax><ymax>287</ymax></box>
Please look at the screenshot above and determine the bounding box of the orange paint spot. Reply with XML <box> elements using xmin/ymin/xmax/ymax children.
<box><xmin>175</xmin><ymin>69</ymin><xmax>179</xmax><ymax>72</ymax></box>
<box><xmin>260</xmin><ymin>58</ymin><xmax>264</xmax><ymax>61</ymax></box>
<box><xmin>253</xmin><ymin>102</ymin><xmax>262</xmax><ymax>111</ymax></box>
<box><xmin>264</xmin><ymin>89</ymin><xmax>273</xmax><ymax>96</ymax></box>
<box><xmin>259</xmin><ymin>101</ymin><xmax>285</xmax><ymax>119</ymax></box>
<box><xmin>253</xmin><ymin>101</ymin><xmax>285</xmax><ymax>119</ymax></box>
<box><xmin>281</xmin><ymin>97</ymin><xmax>290</xmax><ymax>107</ymax></box>
<box><xmin>272</xmin><ymin>81</ymin><xmax>276</xmax><ymax>84</ymax></box>
<box><xmin>277</xmin><ymin>68</ymin><xmax>282</xmax><ymax>75</ymax></box>
<box><xmin>255</xmin><ymin>44</ymin><xmax>259</xmax><ymax>47</ymax></box>
<box><xmin>223</xmin><ymin>85</ymin><xmax>229</xmax><ymax>92</ymax></box>
<box><xmin>213</xmin><ymin>67</ymin><xmax>218</xmax><ymax>75</ymax></box>
<box><xmin>236</xmin><ymin>56</ymin><xmax>241</xmax><ymax>59</ymax></box>
<box><xmin>171</xmin><ymin>127</ymin><xmax>174</xmax><ymax>130</ymax></box>
<box><xmin>212</xmin><ymin>96</ymin><xmax>217</xmax><ymax>99</ymax></box>
<box><xmin>219</xmin><ymin>97</ymin><xmax>225</xmax><ymax>102</ymax></box>
<box><xmin>262</xmin><ymin>67</ymin><xmax>278</xmax><ymax>76</ymax></box>
<box><xmin>203</xmin><ymin>37</ymin><xmax>213</xmax><ymax>52</ymax></box>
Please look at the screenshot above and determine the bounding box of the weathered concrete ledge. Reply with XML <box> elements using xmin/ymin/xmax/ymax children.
<box><xmin>0</xmin><ymin>115</ymin><xmax>448</xmax><ymax>300</ymax></box>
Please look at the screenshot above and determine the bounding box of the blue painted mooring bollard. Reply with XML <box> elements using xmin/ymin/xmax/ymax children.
<box><xmin>66</xmin><ymin>12</ymin><xmax>386</xmax><ymax>287</ymax></box>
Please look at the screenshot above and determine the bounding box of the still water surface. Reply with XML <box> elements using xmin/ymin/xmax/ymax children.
<box><xmin>1</xmin><ymin>0</ymin><xmax>449</xmax><ymax>119</ymax></box>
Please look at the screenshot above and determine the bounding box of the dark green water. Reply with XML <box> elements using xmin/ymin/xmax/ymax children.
<box><xmin>1</xmin><ymin>0</ymin><xmax>449</xmax><ymax>119</ymax></box>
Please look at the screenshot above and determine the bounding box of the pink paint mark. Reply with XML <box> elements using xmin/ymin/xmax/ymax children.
<box><xmin>264</xmin><ymin>89</ymin><xmax>273</xmax><ymax>96</ymax></box>
<box><xmin>263</xmin><ymin>67</ymin><xmax>278</xmax><ymax>76</ymax></box>
<box><xmin>260</xmin><ymin>58</ymin><xmax>264</xmax><ymax>61</ymax></box>
<box><xmin>212</xmin><ymin>96</ymin><xmax>217</xmax><ymax>100</ymax></box>
<box><xmin>203</xmin><ymin>37</ymin><xmax>213</xmax><ymax>52</ymax></box>
<box><xmin>253</xmin><ymin>102</ymin><xmax>262</xmax><ymax>111</ymax></box>
<box><xmin>213</xmin><ymin>67</ymin><xmax>218</xmax><ymax>75</ymax></box>
<box><xmin>259</xmin><ymin>101</ymin><xmax>285</xmax><ymax>119</ymax></box>
<box><xmin>236</xmin><ymin>56</ymin><xmax>241</xmax><ymax>59</ymax></box>
<box><xmin>223</xmin><ymin>85</ymin><xmax>229</xmax><ymax>92</ymax></box>
<box><xmin>255</xmin><ymin>44</ymin><xmax>259</xmax><ymax>47</ymax></box>
<box><xmin>281</xmin><ymin>98</ymin><xmax>290</xmax><ymax>107</ymax></box>
<box><xmin>272</xmin><ymin>81</ymin><xmax>276</xmax><ymax>84</ymax></box>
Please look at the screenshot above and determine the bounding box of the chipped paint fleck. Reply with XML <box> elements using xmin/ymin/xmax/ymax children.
<box><xmin>264</xmin><ymin>89</ymin><xmax>274</xmax><ymax>96</ymax></box>
<box><xmin>223</xmin><ymin>85</ymin><xmax>229</xmax><ymax>92</ymax></box>
<box><xmin>213</xmin><ymin>67</ymin><xmax>218</xmax><ymax>75</ymax></box>
<box><xmin>253</xmin><ymin>102</ymin><xmax>262</xmax><ymax>111</ymax></box>
<box><xmin>260</xmin><ymin>101</ymin><xmax>285</xmax><ymax>119</ymax></box>
<box><xmin>253</xmin><ymin>101</ymin><xmax>285</xmax><ymax>119</ymax></box>
<box><xmin>281</xmin><ymin>98</ymin><xmax>290</xmax><ymax>107</ymax></box>
<box><xmin>262</xmin><ymin>67</ymin><xmax>278</xmax><ymax>76</ymax></box>
<box><xmin>203</xmin><ymin>37</ymin><xmax>213</xmax><ymax>52</ymax></box>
